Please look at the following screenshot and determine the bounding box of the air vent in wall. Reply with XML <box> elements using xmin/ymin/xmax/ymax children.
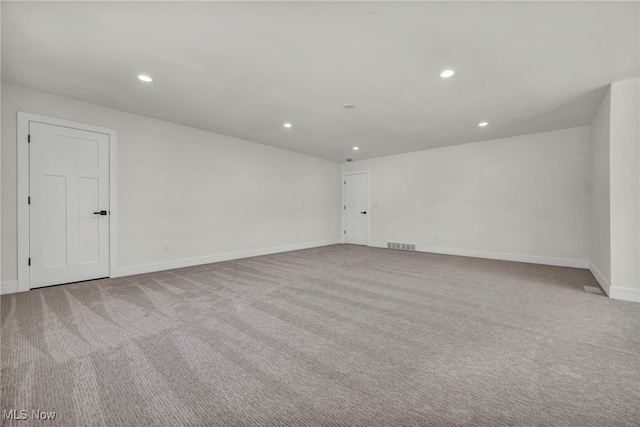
<box><xmin>387</xmin><ymin>242</ymin><xmax>416</xmax><ymax>251</ymax></box>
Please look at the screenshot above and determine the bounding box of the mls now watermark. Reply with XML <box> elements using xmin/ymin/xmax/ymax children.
<box><xmin>3</xmin><ymin>409</ymin><xmax>57</xmax><ymax>421</ymax></box>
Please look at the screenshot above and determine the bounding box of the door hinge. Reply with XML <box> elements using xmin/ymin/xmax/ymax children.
<box><xmin>28</xmin><ymin>196</ymin><xmax>31</xmax><ymax>205</ymax></box>
<box><xmin>28</xmin><ymin>135</ymin><xmax>31</xmax><ymax>143</ymax></box>
<box><xmin>28</xmin><ymin>258</ymin><xmax>31</xmax><ymax>266</ymax></box>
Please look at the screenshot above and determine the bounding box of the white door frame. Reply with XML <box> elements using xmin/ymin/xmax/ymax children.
<box><xmin>341</xmin><ymin>170</ymin><xmax>370</xmax><ymax>245</ymax></box>
<box><xmin>17</xmin><ymin>111</ymin><xmax>118</xmax><ymax>292</ymax></box>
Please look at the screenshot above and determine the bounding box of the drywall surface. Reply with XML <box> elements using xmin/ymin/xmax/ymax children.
<box><xmin>609</xmin><ymin>77</ymin><xmax>640</xmax><ymax>299</ymax></box>
<box><xmin>342</xmin><ymin>127</ymin><xmax>591</xmax><ymax>264</ymax></box>
<box><xmin>1</xmin><ymin>83</ymin><xmax>341</xmax><ymax>283</ymax></box>
<box><xmin>589</xmin><ymin>88</ymin><xmax>612</xmax><ymax>289</ymax></box>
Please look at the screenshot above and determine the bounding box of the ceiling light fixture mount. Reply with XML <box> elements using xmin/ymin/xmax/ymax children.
<box><xmin>343</xmin><ymin>103</ymin><xmax>355</xmax><ymax>109</ymax></box>
<box><xmin>137</xmin><ymin>75</ymin><xmax>153</xmax><ymax>83</ymax></box>
<box><xmin>440</xmin><ymin>69</ymin><xmax>455</xmax><ymax>78</ymax></box>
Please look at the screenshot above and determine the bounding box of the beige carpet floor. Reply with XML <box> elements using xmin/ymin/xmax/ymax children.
<box><xmin>1</xmin><ymin>245</ymin><xmax>639</xmax><ymax>426</ymax></box>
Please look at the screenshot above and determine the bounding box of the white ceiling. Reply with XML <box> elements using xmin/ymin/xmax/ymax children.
<box><xmin>2</xmin><ymin>1</ymin><xmax>638</xmax><ymax>162</ymax></box>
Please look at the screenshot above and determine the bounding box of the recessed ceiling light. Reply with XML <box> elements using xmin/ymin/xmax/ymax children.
<box><xmin>440</xmin><ymin>69</ymin><xmax>455</xmax><ymax>78</ymax></box>
<box><xmin>353</xmin><ymin>146</ymin><xmax>359</xmax><ymax>150</ymax></box>
<box><xmin>283</xmin><ymin>123</ymin><xmax>293</xmax><ymax>128</ymax></box>
<box><xmin>478</xmin><ymin>121</ymin><xmax>489</xmax><ymax>127</ymax></box>
<box><xmin>344</xmin><ymin>104</ymin><xmax>355</xmax><ymax>109</ymax></box>
<box><xmin>137</xmin><ymin>75</ymin><xmax>153</xmax><ymax>83</ymax></box>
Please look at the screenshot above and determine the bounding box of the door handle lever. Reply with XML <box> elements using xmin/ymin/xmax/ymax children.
<box><xmin>360</xmin><ymin>211</ymin><xmax>367</xmax><ymax>214</ymax></box>
<box><xmin>93</xmin><ymin>210</ymin><xmax>108</xmax><ymax>216</ymax></box>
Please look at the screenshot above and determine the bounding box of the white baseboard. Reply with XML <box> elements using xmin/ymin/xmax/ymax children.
<box><xmin>367</xmin><ymin>240</ymin><xmax>589</xmax><ymax>269</ymax></box>
<box><xmin>0</xmin><ymin>281</ymin><xmax>18</xmax><ymax>295</ymax></box>
<box><xmin>609</xmin><ymin>286</ymin><xmax>640</xmax><ymax>303</ymax></box>
<box><xmin>115</xmin><ymin>239</ymin><xmax>341</xmax><ymax>277</ymax></box>
<box><xmin>588</xmin><ymin>262</ymin><xmax>611</xmax><ymax>296</ymax></box>
<box><xmin>588</xmin><ymin>264</ymin><xmax>640</xmax><ymax>302</ymax></box>
<box><xmin>366</xmin><ymin>241</ymin><xmax>387</xmax><ymax>249</ymax></box>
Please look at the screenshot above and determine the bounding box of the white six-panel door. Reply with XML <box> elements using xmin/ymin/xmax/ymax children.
<box><xmin>29</xmin><ymin>122</ymin><xmax>110</xmax><ymax>288</ymax></box>
<box><xmin>344</xmin><ymin>173</ymin><xmax>368</xmax><ymax>245</ymax></box>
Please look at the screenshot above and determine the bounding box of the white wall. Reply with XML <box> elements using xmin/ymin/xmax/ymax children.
<box><xmin>342</xmin><ymin>127</ymin><xmax>591</xmax><ymax>267</ymax></box>
<box><xmin>609</xmin><ymin>77</ymin><xmax>640</xmax><ymax>302</ymax></box>
<box><xmin>589</xmin><ymin>88</ymin><xmax>612</xmax><ymax>293</ymax></box>
<box><xmin>1</xmin><ymin>83</ymin><xmax>341</xmax><ymax>286</ymax></box>
<box><xmin>3</xmin><ymin>81</ymin><xmax>636</xmax><ymax>302</ymax></box>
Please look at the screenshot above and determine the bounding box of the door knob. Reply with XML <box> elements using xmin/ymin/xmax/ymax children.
<box><xmin>360</xmin><ymin>211</ymin><xmax>367</xmax><ymax>214</ymax></box>
<box><xmin>93</xmin><ymin>210</ymin><xmax>107</xmax><ymax>216</ymax></box>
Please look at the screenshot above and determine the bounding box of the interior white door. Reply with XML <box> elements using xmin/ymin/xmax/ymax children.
<box><xmin>345</xmin><ymin>173</ymin><xmax>368</xmax><ymax>245</ymax></box>
<box><xmin>29</xmin><ymin>122</ymin><xmax>110</xmax><ymax>288</ymax></box>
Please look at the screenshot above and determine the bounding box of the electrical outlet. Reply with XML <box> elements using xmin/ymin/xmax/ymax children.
<box><xmin>164</xmin><ymin>242</ymin><xmax>170</xmax><ymax>250</ymax></box>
